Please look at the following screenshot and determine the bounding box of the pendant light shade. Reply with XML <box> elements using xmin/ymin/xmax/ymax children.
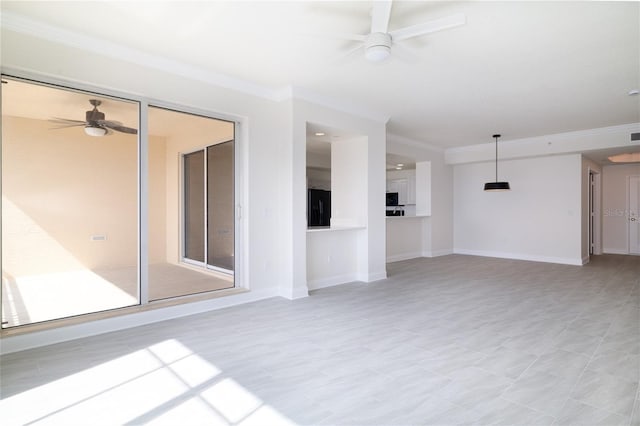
<box><xmin>484</xmin><ymin>134</ymin><xmax>510</xmax><ymax>191</ymax></box>
<box><xmin>484</xmin><ymin>181</ymin><xmax>511</xmax><ymax>191</ymax></box>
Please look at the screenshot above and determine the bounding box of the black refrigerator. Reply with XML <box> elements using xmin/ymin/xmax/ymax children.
<box><xmin>308</xmin><ymin>189</ymin><xmax>331</xmax><ymax>227</ymax></box>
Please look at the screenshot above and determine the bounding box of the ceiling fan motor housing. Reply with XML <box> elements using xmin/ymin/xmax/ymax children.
<box><xmin>86</xmin><ymin>108</ymin><xmax>105</xmax><ymax>123</ymax></box>
<box><xmin>365</xmin><ymin>32</ymin><xmax>392</xmax><ymax>62</ymax></box>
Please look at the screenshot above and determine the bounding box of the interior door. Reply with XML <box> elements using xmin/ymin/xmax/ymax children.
<box><xmin>630</xmin><ymin>175</ymin><xmax>640</xmax><ymax>254</ymax></box>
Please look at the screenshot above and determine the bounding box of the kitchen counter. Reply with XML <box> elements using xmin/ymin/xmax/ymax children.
<box><xmin>307</xmin><ymin>225</ymin><xmax>366</xmax><ymax>233</ymax></box>
<box><xmin>385</xmin><ymin>215</ymin><xmax>428</xmax><ymax>219</ymax></box>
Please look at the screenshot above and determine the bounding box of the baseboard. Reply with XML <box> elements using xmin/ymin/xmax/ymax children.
<box><xmin>422</xmin><ymin>249</ymin><xmax>454</xmax><ymax>258</ymax></box>
<box><xmin>280</xmin><ymin>286</ymin><xmax>310</xmax><ymax>300</ymax></box>
<box><xmin>307</xmin><ymin>273</ymin><xmax>359</xmax><ymax>291</ymax></box>
<box><xmin>582</xmin><ymin>255</ymin><xmax>590</xmax><ymax>265</ymax></box>
<box><xmin>0</xmin><ymin>288</ymin><xmax>280</xmax><ymax>355</ymax></box>
<box><xmin>453</xmin><ymin>249</ymin><xmax>584</xmax><ymax>266</ymax></box>
<box><xmin>386</xmin><ymin>252</ymin><xmax>423</xmax><ymax>262</ymax></box>
<box><xmin>364</xmin><ymin>270</ymin><xmax>387</xmax><ymax>282</ymax></box>
<box><xmin>602</xmin><ymin>248</ymin><xmax>629</xmax><ymax>255</ymax></box>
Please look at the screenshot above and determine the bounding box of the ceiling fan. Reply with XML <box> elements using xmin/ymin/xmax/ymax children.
<box><xmin>50</xmin><ymin>99</ymin><xmax>138</xmax><ymax>137</ymax></box>
<box><xmin>339</xmin><ymin>0</ymin><xmax>466</xmax><ymax>62</ymax></box>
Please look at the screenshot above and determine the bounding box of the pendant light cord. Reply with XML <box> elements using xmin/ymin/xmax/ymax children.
<box><xmin>495</xmin><ymin>136</ymin><xmax>498</xmax><ymax>182</ymax></box>
<box><xmin>493</xmin><ymin>134</ymin><xmax>501</xmax><ymax>182</ymax></box>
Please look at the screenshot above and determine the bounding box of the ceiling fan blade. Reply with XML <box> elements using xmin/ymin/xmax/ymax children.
<box><xmin>303</xmin><ymin>31</ymin><xmax>366</xmax><ymax>42</ymax></box>
<box><xmin>331</xmin><ymin>44</ymin><xmax>364</xmax><ymax>64</ymax></box>
<box><xmin>390</xmin><ymin>43</ymin><xmax>418</xmax><ymax>63</ymax></box>
<box><xmin>102</xmin><ymin>122</ymin><xmax>138</xmax><ymax>135</ymax></box>
<box><xmin>49</xmin><ymin>123</ymin><xmax>86</xmax><ymax>130</ymax></box>
<box><xmin>50</xmin><ymin>117</ymin><xmax>87</xmax><ymax>125</ymax></box>
<box><xmin>371</xmin><ymin>0</ymin><xmax>393</xmax><ymax>33</ymax></box>
<box><xmin>390</xmin><ymin>13</ymin><xmax>466</xmax><ymax>42</ymax></box>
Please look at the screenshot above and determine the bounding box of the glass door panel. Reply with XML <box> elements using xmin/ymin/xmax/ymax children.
<box><xmin>207</xmin><ymin>141</ymin><xmax>234</xmax><ymax>272</ymax></box>
<box><xmin>147</xmin><ymin>106</ymin><xmax>234</xmax><ymax>301</ymax></box>
<box><xmin>184</xmin><ymin>150</ymin><xmax>205</xmax><ymax>263</ymax></box>
<box><xmin>1</xmin><ymin>77</ymin><xmax>140</xmax><ymax>328</ymax></box>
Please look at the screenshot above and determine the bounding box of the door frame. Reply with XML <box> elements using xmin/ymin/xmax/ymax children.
<box><xmin>629</xmin><ymin>174</ymin><xmax>640</xmax><ymax>255</ymax></box>
<box><xmin>588</xmin><ymin>168</ymin><xmax>602</xmax><ymax>257</ymax></box>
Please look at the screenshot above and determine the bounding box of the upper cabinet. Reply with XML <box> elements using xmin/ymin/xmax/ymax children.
<box><xmin>386</xmin><ymin>162</ymin><xmax>431</xmax><ymax>216</ymax></box>
<box><xmin>387</xmin><ymin>169</ymin><xmax>416</xmax><ymax>205</ymax></box>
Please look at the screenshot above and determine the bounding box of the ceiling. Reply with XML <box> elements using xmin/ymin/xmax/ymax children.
<box><xmin>1</xmin><ymin>1</ymin><xmax>639</xmax><ymax>151</ymax></box>
<box><xmin>1</xmin><ymin>77</ymin><xmax>234</xmax><ymax>140</ymax></box>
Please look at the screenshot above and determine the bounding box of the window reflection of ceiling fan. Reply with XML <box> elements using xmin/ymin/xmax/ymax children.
<box><xmin>50</xmin><ymin>99</ymin><xmax>138</xmax><ymax>137</ymax></box>
<box><xmin>339</xmin><ymin>0</ymin><xmax>466</xmax><ymax>62</ymax></box>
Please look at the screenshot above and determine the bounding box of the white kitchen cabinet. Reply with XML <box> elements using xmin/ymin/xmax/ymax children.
<box><xmin>407</xmin><ymin>171</ymin><xmax>416</xmax><ymax>205</ymax></box>
<box><xmin>388</xmin><ymin>178</ymin><xmax>408</xmax><ymax>205</ymax></box>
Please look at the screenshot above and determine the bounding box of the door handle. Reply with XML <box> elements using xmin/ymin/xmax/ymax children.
<box><xmin>631</xmin><ymin>217</ymin><xmax>637</xmax><ymax>222</ymax></box>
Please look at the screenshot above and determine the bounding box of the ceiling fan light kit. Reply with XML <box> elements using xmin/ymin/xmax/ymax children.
<box><xmin>84</xmin><ymin>125</ymin><xmax>108</xmax><ymax>137</ymax></box>
<box><xmin>484</xmin><ymin>134</ymin><xmax>511</xmax><ymax>191</ymax></box>
<box><xmin>365</xmin><ymin>32</ymin><xmax>392</xmax><ymax>62</ymax></box>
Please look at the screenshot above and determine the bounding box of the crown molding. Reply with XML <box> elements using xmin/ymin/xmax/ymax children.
<box><xmin>1</xmin><ymin>11</ymin><xmax>284</xmax><ymax>101</ymax></box>
<box><xmin>2</xmin><ymin>11</ymin><xmax>390</xmax><ymax>125</ymax></box>
<box><xmin>284</xmin><ymin>86</ymin><xmax>390</xmax><ymax>124</ymax></box>
<box><xmin>387</xmin><ymin>133</ymin><xmax>444</xmax><ymax>152</ymax></box>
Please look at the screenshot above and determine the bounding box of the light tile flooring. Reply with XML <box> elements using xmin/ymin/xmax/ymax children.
<box><xmin>1</xmin><ymin>254</ymin><xmax>639</xmax><ymax>425</ymax></box>
<box><xmin>2</xmin><ymin>263</ymin><xmax>233</xmax><ymax>327</ymax></box>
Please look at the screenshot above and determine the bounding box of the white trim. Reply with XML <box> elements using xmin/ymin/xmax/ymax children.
<box><xmin>139</xmin><ymin>99</ymin><xmax>149</xmax><ymax>304</ymax></box>
<box><xmin>387</xmin><ymin>133</ymin><xmax>445</xmax><ymax>153</ymax></box>
<box><xmin>423</xmin><ymin>249</ymin><xmax>454</xmax><ymax>258</ymax></box>
<box><xmin>282</xmin><ymin>287</ymin><xmax>310</xmax><ymax>300</ymax></box>
<box><xmin>307</xmin><ymin>273</ymin><xmax>359</xmax><ymax>291</ymax></box>
<box><xmin>386</xmin><ymin>252</ymin><xmax>423</xmax><ymax>262</ymax></box>
<box><xmin>445</xmin><ymin>122</ymin><xmax>640</xmax><ymax>165</ymax></box>
<box><xmin>363</xmin><ymin>270</ymin><xmax>388</xmax><ymax>282</ymax></box>
<box><xmin>0</xmin><ymin>290</ymin><xmax>279</xmax><ymax>355</ymax></box>
<box><xmin>286</xmin><ymin>86</ymin><xmax>390</xmax><ymax>124</ymax></box>
<box><xmin>453</xmin><ymin>249</ymin><xmax>584</xmax><ymax>266</ymax></box>
<box><xmin>1</xmin><ymin>12</ymin><xmax>278</xmax><ymax>101</ymax></box>
<box><xmin>602</xmin><ymin>248</ymin><xmax>630</xmax><ymax>255</ymax></box>
<box><xmin>582</xmin><ymin>255</ymin><xmax>590</xmax><ymax>265</ymax></box>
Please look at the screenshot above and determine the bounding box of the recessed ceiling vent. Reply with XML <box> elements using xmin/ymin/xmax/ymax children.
<box><xmin>631</xmin><ymin>132</ymin><xmax>640</xmax><ymax>141</ymax></box>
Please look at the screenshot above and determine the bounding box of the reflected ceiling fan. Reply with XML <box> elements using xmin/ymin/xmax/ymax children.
<box><xmin>339</xmin><ymin>0</ymin><xmax>466</xmax><ymax>62</ymax></box>
<box><xmin>50</xmin><ymin>99</ymin><xmax>138</xmax><ymax>137</ymax></box>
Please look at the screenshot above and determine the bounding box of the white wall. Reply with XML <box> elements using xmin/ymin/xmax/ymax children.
<box><xmin>415</xmin><ymin>162</ymin><xmax>432</xmax><ymax>217</ymax></box>
<box><xmin>602</xmin><ymin>164</ymin><xmax>640</xmax><ymax>253</ymax></box>
<box><xmin>332</xmin><ymin>136</ymin><xmax>368</xmax><ymax>227</ymax></box>
<box><xmin>307</xmin><ymin>230</ymin><xmax>360</xmax><ymax>289</ymax></box>
<box><xmin>454</xmin><ymin>154</ymin><xmax>583</xmax><ymax>265</ymax></box>
<box><xmin>385</xmin><ymin>217</ymin><xmax>425</xmax><ymax>262</ymax></box>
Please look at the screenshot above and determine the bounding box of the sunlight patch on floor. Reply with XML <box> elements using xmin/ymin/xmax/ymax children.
<box><xmin>2</xmin><ymin>269</ymin><xmax>137</xmax><ymax>326</ymax></box>
<box><xmin>0</xmin><ymin>339</ymin><xmax>296</xmax><ymax>426</ymax></box>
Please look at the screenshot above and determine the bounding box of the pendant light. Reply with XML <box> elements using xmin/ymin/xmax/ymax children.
<box><xmin>484</xmin><ymin>134</ymin><xmax>511</xmax><ymax>191</ymax></box>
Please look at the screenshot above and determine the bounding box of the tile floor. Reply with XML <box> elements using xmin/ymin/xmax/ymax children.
<box><xmin>1</xmin><ymin>254</ymin><xmax>638</xmax><ymax>425</ymax></box>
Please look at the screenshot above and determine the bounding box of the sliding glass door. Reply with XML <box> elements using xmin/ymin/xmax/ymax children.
<box><xmin>184</xmin><ymin>141</ymin><xmax>235</xmax><ymax>273</ymax></box>
<box><xmin>1</xmin><ymin>78</ymin><xmax>240</xmax><ymax>326</ymax></box>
